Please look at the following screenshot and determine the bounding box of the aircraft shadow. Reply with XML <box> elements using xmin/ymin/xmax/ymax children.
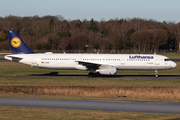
<box><xmin>30</xmin><ymin>72</ymin><xmax>180</xmax><ymax>78</ymax></box>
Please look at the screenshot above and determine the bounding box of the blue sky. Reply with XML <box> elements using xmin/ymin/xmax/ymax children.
<box><xmin>1</xmin><ymin>0</ymin><xmax>180</xmax><ymax>22</ymax></box>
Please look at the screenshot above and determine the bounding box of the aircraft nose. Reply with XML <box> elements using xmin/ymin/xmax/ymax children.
<box><xmin>172</xmin><ymin>62</ymin><xmax>177</xmax><ymax>68</ymax></box>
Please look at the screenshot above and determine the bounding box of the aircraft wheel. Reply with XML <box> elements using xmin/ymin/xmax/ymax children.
<box><xmin>88</xmin><ymin>72</ymin><xmax>93</xmax><ymax>77</ymax></box>
<box><xmin>156</xmin><ymin>74</ymin><xmax>158</xmax><ymax>78</ymax></box>
<box><xmin>155</xmin><ymin>70</ymin><xmax>158</xmax><ymax>78</ymax></box>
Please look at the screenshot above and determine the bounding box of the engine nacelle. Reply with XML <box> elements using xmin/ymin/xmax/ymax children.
<box><xmin>75</xmin><ymin>65</ymin><xmax>87</xmax><ymax>70</ymax></box>
<box><xmin>96</xmin><ymin>66</ymin><xmax>117</xmax><ymax>75</ymax></box>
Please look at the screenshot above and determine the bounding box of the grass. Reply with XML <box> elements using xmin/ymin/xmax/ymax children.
<box><xmin>1</xmin><ymin>86</ymin><xmax>180</xmax><ymax>102</ymax></box>
<box><xmin>161</xmin><ymin>53</ymin><xmax>180</xmax><ymax>59</ymax></box>
<box><xmin>0</xmin><ymin>54</ymin><xmax>10</xmax><ymax>58</ymax></box>
<box><xmin>1</xmin><ymin>78</ymin><xmax>180</xmax><ymax>102</ymax></box>
<box><xmin>0</xmin><ymin>106</ymin><xmax>180</xmax><ymax>120</ymax></box>
<box><xmin>1</xmin><ymin>77</ymin><xmax>180</xmax><ymax>86</ymax></box>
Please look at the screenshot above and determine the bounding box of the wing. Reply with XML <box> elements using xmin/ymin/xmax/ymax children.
<box><xmin>76</xmin><ymin>61</ymin><xmax>103</xmax><ymax>71</ymax></box>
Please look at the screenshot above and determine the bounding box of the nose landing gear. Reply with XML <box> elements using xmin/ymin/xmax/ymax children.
<box><xmin>155</xmin><ymin>70</ymin><xmax>158</xmax><ymax>77</ymax></box>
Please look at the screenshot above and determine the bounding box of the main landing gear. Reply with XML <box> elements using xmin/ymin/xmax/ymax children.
<box><xmin>155</xmin><ymin>70</ymin><xmax>158</xmax><ymax>78</ymax></box>
<box><xmin>88</xmin><ymin>72</ymin><xmax>93</xmax><ymax>77</ymax></box>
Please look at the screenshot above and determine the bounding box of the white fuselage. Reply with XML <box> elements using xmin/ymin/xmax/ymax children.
<box><xmin>5</xmin><ymin>53</ymin><xmax>177</xmax><ymax>71</ymax></box>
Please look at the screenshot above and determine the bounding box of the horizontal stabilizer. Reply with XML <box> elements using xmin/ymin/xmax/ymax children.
<box><xmin>5</xmin><ymin>55</ymin><xmax>23</xmax><ymax>62</ymax></box>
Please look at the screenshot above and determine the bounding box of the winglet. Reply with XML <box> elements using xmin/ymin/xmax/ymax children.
<box><xmin>7</xmin><ymin>30</ymin><xmax>34</xmax><ymax>54</ymax></box>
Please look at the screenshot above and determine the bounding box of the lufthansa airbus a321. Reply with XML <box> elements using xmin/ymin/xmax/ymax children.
<box><xmin>5</xmin><ymin>30</ymin><xmax>176</xmax><ymax>77</ymax></box>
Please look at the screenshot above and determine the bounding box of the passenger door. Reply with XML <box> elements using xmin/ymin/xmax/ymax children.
<box><xmin>155</xmin><ymin>55</ymin><xmax>160</xmax><ymax>65</ymax></box>
<box><xmin>121</xmin><ymin>58</ymin><xmax>125</xmax><ymax>65</ymax></box>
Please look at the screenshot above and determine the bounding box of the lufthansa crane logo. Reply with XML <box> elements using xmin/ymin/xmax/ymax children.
<box><xmin>11</xmin><ymin>37</ymin><xmax>21</xmax><ymax>48</ymax></box>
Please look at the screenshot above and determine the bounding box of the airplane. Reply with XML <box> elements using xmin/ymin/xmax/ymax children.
<box><xmin>5</xmin><ymin>30</ymin><xmax>177</xmax><ymax>77</ymax></box>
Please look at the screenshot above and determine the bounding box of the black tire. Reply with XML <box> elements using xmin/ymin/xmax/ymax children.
<box><xmin>88</xmin><ymin>72</ymin><xmax>93</xmax><ymax>77</ymax></box>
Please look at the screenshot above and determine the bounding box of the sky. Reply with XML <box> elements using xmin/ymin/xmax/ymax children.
<box><xmin>1</xmin><ymin>0</ymin><xmax>180</xmax><ymax>22</ymax></box>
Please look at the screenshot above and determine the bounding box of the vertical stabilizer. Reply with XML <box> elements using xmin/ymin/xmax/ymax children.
<box><xmin>7</xmin><ymin>30</ymin><xmax>34</xmax><ymax>54</ymax></box>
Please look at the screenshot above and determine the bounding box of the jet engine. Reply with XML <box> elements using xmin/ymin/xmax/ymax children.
<box><xmin>75</xmin><ymin>65</ymin><xmax>87</xmax><ymax>70</ymax></box>
<box><xmin>96</xmin><ymin>66</ymin><xmax>117</xmax><ymax>75</ymax></box>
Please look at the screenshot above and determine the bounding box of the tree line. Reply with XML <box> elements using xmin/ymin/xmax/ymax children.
<box><xmin>0</xmin><ymin>15</ymin><xmax>180</xmax><ymax>52</ymax></box>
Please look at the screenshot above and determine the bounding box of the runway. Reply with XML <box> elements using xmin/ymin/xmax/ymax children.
<box><xmin>0</xmin><ymin>58</ymin><xmax>8</xmax><ymax>61</ymax></box>
<box><xmin>1</xmin><ymin>74</ymin><xmax>180</xmax><ymax>79</ymax></box>
<box><xmin>0</xmin><ymin>97</ymin><xmax>180</xmax><ymax>114</ymax></box>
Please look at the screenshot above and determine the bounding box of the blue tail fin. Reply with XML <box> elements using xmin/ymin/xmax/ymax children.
<box><xmin>7</xmin><ymin>30</ymin><xmax>34</xmax><ymax>54</ymax></box>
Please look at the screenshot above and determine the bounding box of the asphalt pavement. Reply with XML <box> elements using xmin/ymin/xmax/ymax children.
<box><xmin>0</xmin><ymin>97</ymin><xmax>180</xmax><ymax>114</ymax></box>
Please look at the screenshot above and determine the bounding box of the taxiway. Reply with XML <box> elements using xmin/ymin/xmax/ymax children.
<box><xmin>0</xmin><ymin>97</ymin><xmax>179</xmax><ymax>114</ymax></box>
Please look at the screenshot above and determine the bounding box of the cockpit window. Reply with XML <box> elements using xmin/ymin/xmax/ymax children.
<box><xmin>164</xmin><ymin>59</ymin><xmax>171</xmax><ymax>61</ymax></box>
